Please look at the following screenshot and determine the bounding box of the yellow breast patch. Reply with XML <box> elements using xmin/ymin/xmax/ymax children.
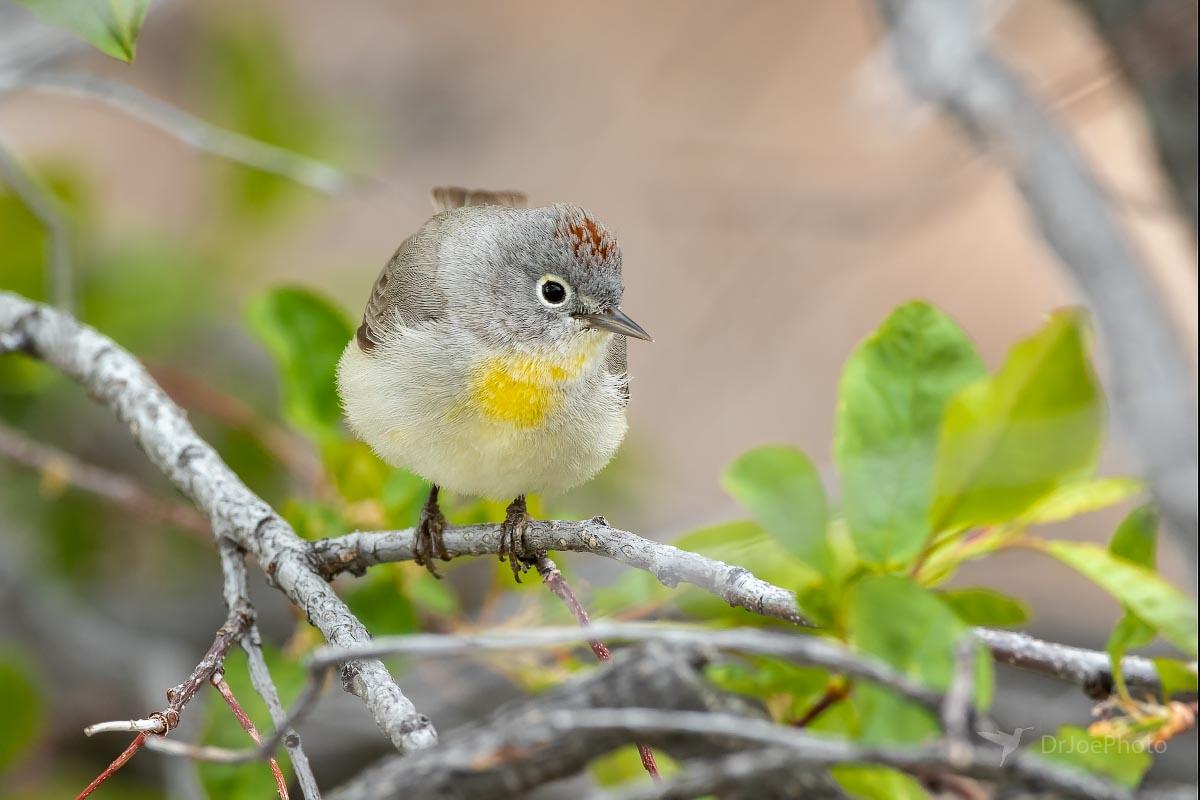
<box><xmin>467</xmin><ymin>338</ymin><xmax>605</xmax><ymax>429</ymax></box>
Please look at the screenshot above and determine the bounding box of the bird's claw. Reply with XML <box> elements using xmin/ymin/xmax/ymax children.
<box><xmin>413</xmin><ymin>496</ymin><xmax>450</xmax><ymax>579</ymax></box>
<box><xmin>498</xmin><ymin>496</ymin><xmax>533</xmax><ymax>583</ymax></box>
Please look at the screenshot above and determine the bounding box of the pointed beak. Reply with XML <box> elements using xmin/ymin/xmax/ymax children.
<box><xmin>574</xmin><ymin>307</ymin><xmax>653</xmax><ymax>341</ymax></box>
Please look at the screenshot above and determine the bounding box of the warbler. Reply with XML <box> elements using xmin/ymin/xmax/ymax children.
<box><xmin>337</xmin><ymin>187</ymin><xmax>651</xmax><ymax>580</ymax></box>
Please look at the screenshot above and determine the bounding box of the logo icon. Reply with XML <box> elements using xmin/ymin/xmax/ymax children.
<box><xmin>977</xmin><ymin>726</ymin><xmax>1032</xmax><ymax>766</ymax></box>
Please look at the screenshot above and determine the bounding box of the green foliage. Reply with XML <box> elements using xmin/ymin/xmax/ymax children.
<box><xmin>849</xmin><ymin>577</ymin><xmax>991</xmax><ymax>743</ymax></box>
<box><xmin>1038</xmin><ymin>540</ymin><xmax>1197</xmax><ymax>657</ymax></box>
<box><xmin>1153</xmin><ymin>658</ymin><xmax>1198</xmax><ymax>699</ymax></box>
<box><xmin>834</xmin><ymin>301</ymin><xmax>984</xmax><ymax>567</ymax></box>
<box><xmin>723</xmin><ymin>445</ymin><xmax>830</xmax><ymax>574</ymax></box>
<box><xmin>930</xmin><ymin>311</ymin><xmax>1103</xmax><ymax>532</ymax></box>
<box><xmin>1019</xmin><ymin>476</ymin><xmax>1143</xmax><ymax>525</ymax></box>
<box><xmin>1105</xmin><ymin>504</ymin><xmax>1159</xmax><ymax>698</ymax></box>
<box><xmin>940</xmin><ymin>587</ymin><xmax>1030</xmax><ymax>627</ymax></box>
<box><xmin>15</xmin><ymin>0</ymin><xmax>148</xmax><ymax>62</ymax></box>
<box><xmin>246</xmin><ymin>286</ymin><xmax>352</xmax><ymax>441</ymax></box>
<box><xmin>0</xmin><ymin>649</ymin><xmax>43</xmax><ymax>773</ymax></box>
<box><xmin>1034</xmin><ymin>726</ymin><xmax>1152</xmax><ymax>788</ymax></box>
<box><xmin>831</xmin><ymin>765</ymin><xmax>929</xmax><ymax>800</ymax></box>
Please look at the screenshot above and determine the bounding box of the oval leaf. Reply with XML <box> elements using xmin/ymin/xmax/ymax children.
<box><xmin>723</xmin><ymin>445</ymin><xmax>830</xmax><ymax>574</ymax></box>
<box><xmin>834</xmin><ymin>301</ymin><xmax>984</xmax><ymax>567</ymax></box>
<box><xmin>931</xmin><ymin>311</ymin><xmax>1104</xmax><ymax>532</ymax></box>
<box><xmin>1038</xmin><ymin>540</ymin><xmax>1197</xmax><ymax>658</ymax></box>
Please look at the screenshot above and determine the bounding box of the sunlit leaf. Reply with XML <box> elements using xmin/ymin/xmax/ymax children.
<box><xmin>723</xmin><ymin>445</ymin><xmax>830</xmax><ymax>574</ymax></box>
<box><xmin>835</xmin><ymin>301</ymin><xmax>984</xmax><ymax>567</ymax></box>
<box><xmin>931</xmin><ymin>311</ymin><xmax>1104</xmax><ymax>532</ymax></box>
<box><xmin>246</xmin><ymin>285</ymin><xmax>352</xmax><ymax>440</ymax></box>
<box><xmin>1020</xmin><ymin>477</ymin><xmax>1143</xmax><ymax>526</ymax></box>
<box><xmin>16</xmin><ymin>0</ymin><xmax>149</xmax><ymax>62</ymax></box>
<box><xmin>1038</xmin><ymin>540</ymin><xmax>1197</xmax><ymax>657</ymax></box>
<box><xmin>1034</xmin><ymin>725</ymin><xmax>1151</xmax><ymax>788</ymax></box>
<box><xmin>940</xmin><ymin>587</ymin><xmax>1030</xmax><ymax>627</ymax></box>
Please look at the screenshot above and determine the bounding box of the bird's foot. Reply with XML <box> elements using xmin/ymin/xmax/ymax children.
<box><xmin>413</xmin><ymin>486</ymin><xmax>450</xmax><ymax>579</ymax></box>
<box><xmin>497</xmin><ymin>494</ymin><xmax>534</xmax><ymax>583</ymax></box>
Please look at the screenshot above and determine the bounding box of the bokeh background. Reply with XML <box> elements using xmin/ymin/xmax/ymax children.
<box><xmin>1</xmin><ymin>1</ymin><xmax>1196</xmax><ymax>797</ymax></box>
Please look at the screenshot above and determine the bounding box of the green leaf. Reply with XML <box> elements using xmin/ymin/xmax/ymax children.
<box><xmin>1107</xmin><ymin>613</ymin><xmax>1156</xmax><ymax>699</ymax></box>
<box><xmin>1034</xmin><ymin>725</ymin><xmax>1152</xmax><ymax>788</ymax></box>
<box><xmin>1109</xmin><ymin>503</ymin><xmax>1157</xmax><ymax>569</ymax></box>
<box><xmin>831</xmin><ymin>765</ymin><xmax>929</xmax><ymax>800</ymax></box>
<box><xmin>930</xmin><ymin>311</ymin><xmax>1104</xmax><ymax>532</ymax></box>
<box><xmin>835</xmin><ymin>301</ymin><xmax>984</xmax><ymax>567</ymax></box>
<box><xmin>940</xmin><ymin>587</ymin><xmax>1030</xmax><ymax>627</ymax></box>
<box><xmin>722</xmin><ymin>445</ymin><xmax>830</xmax><ymax>574</ymax></box>
<box><xmin>849</xmin><ymin>576</ymin><xmax>992</xmax><ymax>744</ymax></box>
<box><xmin>1038</xmin><ymin>540</ymin><xmax>1197</xmax><ymax>657</ymax></box>
<box><xmin>1153</xmin><ymin>658</ymin><xmax>1198</xmax><ymax>699</ymax></box>
<box><xmin>0</xmin><ymin>650</ymin><xmax>43</xmax><ymax>772</ymax></box>
<box><xmin>1020</xmin><ymin>477</ymin><xmax>1143</xmax><ymax>525</ymax></box>
<box><xmin>16</xmin><ymin>0</ymin><xmax>149</xmax><ymax>62</ymax></box>
<box><xmin>246</xmin><ymin>286</ymin><xmax>352</xmax><ymax>440</ymax></box>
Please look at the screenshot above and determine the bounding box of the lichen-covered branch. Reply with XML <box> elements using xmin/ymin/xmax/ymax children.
<box><xmin>0</xmin><ymin>291</ymin><xmax>436</xmax><ymax>754</ymax></box>
<box><xmin>311</xmin><ymin>522</ymin><xmax>1166</xmax><ymax>698</ymax></box>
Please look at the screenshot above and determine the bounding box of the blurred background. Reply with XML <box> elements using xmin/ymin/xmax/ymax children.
<box><xmin>1</xmin><ymin>0</ymin><xmax>1196</xmax><ymax>797</ymax></box>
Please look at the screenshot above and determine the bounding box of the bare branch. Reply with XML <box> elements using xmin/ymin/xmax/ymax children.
<box><xmin>313</xmin><ymin>520</ymin><xmax>812</xmax><ymax>626</ymax></box>
<box><xmin>219</xmin><ymin>541</ymin><xmax>322</xmax><ymax>799</ymax></box>
<box><xmin>0</xmin><ymin>292</ymin><xmax>436</xmax><ymax>754</ymax></box>
<box><xmin>0</xmin><ymin>419</ymin><xmax>210</xmax><ymax>537</ymax></box>
<box><xmin>0</xmin><ymin>72</ymin><xmax>352</xmax><ymax>195</ymax></box>
<box><xmin>212</xmin><ymin>672</ymin><xmax>291</xmax><ymax>800</ymax></box>
<box><xmin>0</xmin><ymin>136</ymin><xmax>72</xmax><ymax>310</ymax></box>
<box><xmin>875</xmin><ymin>0</ymin><xmax>1198</xmax><ymax>561</ymax></box>
<box><xmin>312</xmin><ymin>521</ymin><xmax>1166</xmax><ymax>698</ymax></box>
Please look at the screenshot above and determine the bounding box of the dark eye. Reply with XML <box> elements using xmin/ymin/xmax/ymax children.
<box><xmin>540</xmin><ymin>280</ymin><xmax>567</xmax><ymax>305</ymax></box>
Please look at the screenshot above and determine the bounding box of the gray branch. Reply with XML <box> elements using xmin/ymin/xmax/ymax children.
<box><xmin>0</xmin><ymin>291</ymin><xmax>436</xmax><ymax>754</ymax></box>
<box><xmin>219</xmin><ymin>541</ymin><xmax>322</xmax><ymax>800</ymax></box>
<box><xmin>311</xmin><ymin>521</ymin><xmax>1167</xmax><ymax>698</ymax></box>
<box><xmin>0</xmin><ymin>71</ymin><xmax>351</xmax><ymax>195</ymax></box>
<box><xmin>875</xmin><ymin>0</ymin><xmax>1198</xmax><ymax>562</ymax></box>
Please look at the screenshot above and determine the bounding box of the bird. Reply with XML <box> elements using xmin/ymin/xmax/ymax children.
<box><xmin>336</xmin><ymin>187</ymin><xmax>651</xmax><ymax>581</ymax></box>
<box><xmin>977</xmin><ymin>726</ymin><xmax>1031</xmax><ymax>766</ymax></box>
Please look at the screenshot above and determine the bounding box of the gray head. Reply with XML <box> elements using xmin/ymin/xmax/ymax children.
<box><xmin>442</xmin><ymin>203</ymin><xmax>651</xmax><ymax>349</ymax></box>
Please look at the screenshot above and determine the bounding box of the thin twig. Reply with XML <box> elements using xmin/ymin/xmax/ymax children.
<box><xmin>213</xmin><ymin>672</ymin><xmax>291</xmax><ymax>800</ymax></box>
<box><xmin>0</xmin><ymin>420</ymin><xmax>210</xmax><ymax>538</ymax></box>
<box><xmin>218</xmin><ymin>540</ymin><xmax>321</xmax><ymax>799</ymax></box>
<box><xmin>790</xmin><ymin>679</ymin><xmax>852</xmax><ymax>728</ymax></box>
<box><xmin>0</xmin><ymin>136</ymin><xmax>72</xmax><ymax>310</ymax></box>
<box><xmin>536</xmin><ymin>556</ymin><xmax>660</xmax><ymax>780</ymax></box>
<box><xmin>75</xmin><ymin>733</ymin><xmax>147</xmax><ymax>800</ymax></box>
<box><xmin>0</xmin><ymin>72</ymin><xmax>352</xmax><ymax>195</ymax></box>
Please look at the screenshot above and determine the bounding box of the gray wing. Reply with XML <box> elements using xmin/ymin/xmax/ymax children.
<box><xmin>606</xmin><ymin>335</ymin><xmax>629</xmax><ymax>406</ymax></box>
<box><xmin>431</xmin><ymin>186</ymin><xmax>527</xmax><ymax>212</ymax></box>
<box><xmin>356</xmin><ymin>223</ymin><xmax>447</xmax><ymax>352</ymax></box>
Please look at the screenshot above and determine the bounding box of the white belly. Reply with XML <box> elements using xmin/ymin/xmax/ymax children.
<box><xmin>336</xmin><ymin>329</ymin><xmax>628</xmax><ymax>500</ymax></box>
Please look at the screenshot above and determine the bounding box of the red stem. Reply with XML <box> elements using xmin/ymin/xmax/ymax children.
<box><xmin>75</xmin><ymin>733</ymin><xmax>147</xmax><ymax>800</ymax></box>
<box><xmin>536</xmin><ymin>556</ymin><xmax>660</xmax><ymax>780</ymax></box>
<box><xmin>214</xmin><ymin>674</ymin><xmax>291</xmax><ymax>800</ymax></box>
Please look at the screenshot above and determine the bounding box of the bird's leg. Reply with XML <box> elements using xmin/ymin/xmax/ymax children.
<box><xmin>413</xmin><ymin>485</ymin><xmax>450</xmax><ymax>578</ymax></box>
<box><xmin>497</xmin><ymin>494</ymin><xmax>533</xmax><ymax>582</ymax></box>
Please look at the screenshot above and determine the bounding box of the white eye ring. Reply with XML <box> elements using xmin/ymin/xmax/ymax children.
<box><xmin>537</xmin><ymin>274</ymin><xmax>572</xmax><ymax>308</ymax></box>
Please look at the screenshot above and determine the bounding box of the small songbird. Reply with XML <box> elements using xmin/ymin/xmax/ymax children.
<box><xmin>337</xmin><ymin>187</ymin><xmax>651</xmax><ymax>580</ymax></box>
